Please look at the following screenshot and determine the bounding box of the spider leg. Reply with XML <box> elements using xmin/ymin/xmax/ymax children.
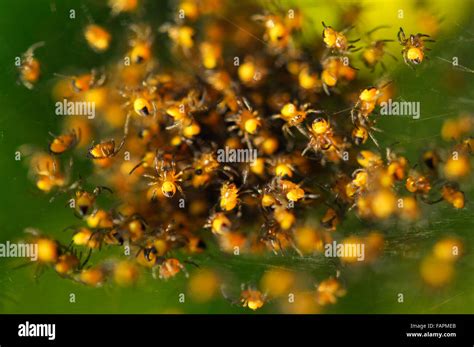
<box><xmin>368</xmin><ymin>130</ymin><xmax>380</xmax><ymax>148</ymax></box>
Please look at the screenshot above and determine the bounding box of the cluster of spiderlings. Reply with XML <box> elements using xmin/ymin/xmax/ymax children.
<box><xmin>17</xmin><ymin>0</ymin><xmax>472</xmax><ymax>312</ymax></box>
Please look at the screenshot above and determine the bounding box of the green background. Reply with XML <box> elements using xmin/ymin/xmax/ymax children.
<box><xmin>0</xmin><ymin>0</ymin><xmax>473</xmax><ymax>313</ymax></box>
